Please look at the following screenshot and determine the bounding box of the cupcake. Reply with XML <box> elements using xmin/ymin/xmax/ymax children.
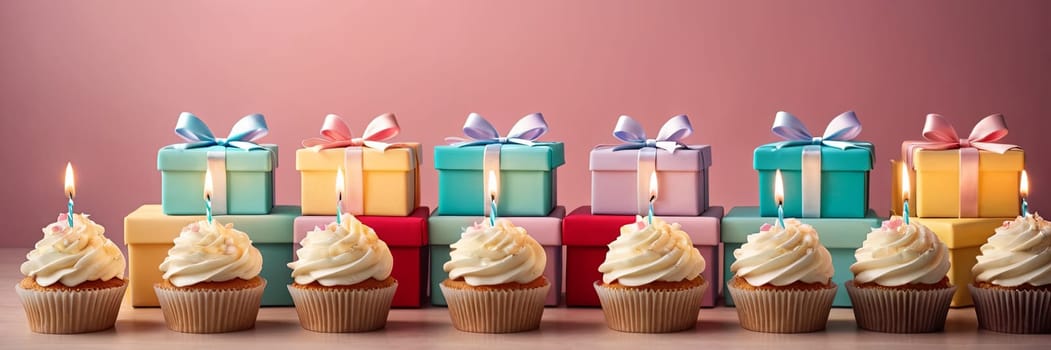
<box><xmin>727</xmin><ymin>219</ymin><xmax>838</xmax><ymax>333</ymax></box>
<box><xmin>15</xmin><ymin>214</ymin><xmax>127</xmax><ymax>334</ymax></box>
<box><xmin>154</xmin><ymin>220</ymin><xmax>266</xmax><ymax>333</ymax></box>
<box><xmin>846</xmin><ymin>217</ymin><xmax>955</xmax><ymax>333</ymax></box>
<box><xmin>594</xmin><ymin>217</ymin><xmax>708</xmax><ymax>333</ymax></box>
<box><xmin>439</xmin><ymin>219</ymin><xmax>549</xmax><ymax>333</ymax></box>
<box><xmin>969</xmin><ymin>214</ymin><xmax>1051</xmax><ymax>334</ymax></box>
<box><xmin>287</xmin><ymin>214</ymin><xmax>398</xmax><ymax>332</ymax></box>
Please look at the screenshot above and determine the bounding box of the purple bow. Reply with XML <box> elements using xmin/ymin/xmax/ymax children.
<box><xmin>611</xmin><ymin>115</ymin><xmax>693</xmax><ymax>153</ymax></box>
<box><xmin>770</xmin><ymin>111</ymin><xmax>865</xmax><ymax>150</ymax></box>
<box><xmin>445</xmin><ymin>113</ymin><xmax>548</xmax><ymax>147</ymax></box>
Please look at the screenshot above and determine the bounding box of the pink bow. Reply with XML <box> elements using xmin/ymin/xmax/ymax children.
<box><xmin>904</xmin><ymin>114</ymin><xmax>1018</xmax><ymax>167</ymax></box>
<box><xmin>302</xmin><ymin>113</ymin><xmax>401</xmax><ymax>151</ymax></box>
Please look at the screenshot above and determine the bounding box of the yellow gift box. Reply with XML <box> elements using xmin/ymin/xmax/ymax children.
<box><xmin>890</xmin><ymin>149</ymin><xmax>1023</xmax><ymax>219</ymax></box>
<box><xmin>295</xmin><ymin>143</ymin><xmax>421</xmax><ymax>216</ymax></box>
<box><xmin>911</xmin><ymin>217</ymin><xmax>1013</xmax><ymax>307</ymax></box>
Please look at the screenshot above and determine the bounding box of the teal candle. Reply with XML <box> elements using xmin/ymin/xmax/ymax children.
<box><xmin>204</xmin><ymin>168</ymin><xmax>214</xmax><ymax>224</ymax></box>
<box><xmin>64</xmin><ymin>162</ymin><xmax>75</xmax><ymax>227</ymax></box>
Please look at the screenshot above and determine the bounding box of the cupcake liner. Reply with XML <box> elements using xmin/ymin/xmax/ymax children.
<box><xmin>439</xmin><ymin>282</ymin><xmax>549</xmax><ymax>333</ymax></box>
<box><xmin>727</xmin><ymin>282</ymin><xmax>837</xmax><ymax>333</ymax></box>
<box><xmin>593</xmin><ymin>280</ymin><xmax>708</xmax><ymax>333</ymax></box>
<box><xmin>14</xmin><ymin>283</ymin><xmax>127</xmax><ymax>334</ymax></box>
<box><xmin>287</xmin><ymin>282</ymin><xmax>398</xmax><ymax>333</ymax></box>
<box><xmin>969</xmin><ymin>284</ymin><xmax>1051</xmax><ymax>334</ymax></box>
<box><xmin>154</xmin><ymin>280</ymin><xmax>266</xmax><ymax>333</ymax></box>
<box><xmin>845</xmin><ymin>281</ymin><xmax>955</xmax><ymax>333</ymax></box>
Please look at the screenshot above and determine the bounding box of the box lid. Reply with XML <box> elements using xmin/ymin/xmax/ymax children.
<box><xmin>912</xmin><ymin>148</ymin><xmax>1024</xmax><ymax>172</ymax></box>
<box><xmin>295</xmin><ymin>143</ymin><xmax>422</xmax><ymax>171</ymax></box>
<box><xmin>293</xmin><ymin>207</ymin><xmax>429</xmax><ymax>246</ymax></box>
<box><xmin>562</xmin><ymin>206</ymin><xmax>723</xmax><ymax>246</ymax></box>
<box><xmin>913</xmin><ymin>217</ymin><xmax>1013</xmax><ymax>248</ymax></box>
<box><xmin>589</xmin><ymin>145</ymin><xmax>712</xmax><ymax>171</ymax></box>
<box><xmin>433</xmin><ymin>142</ymin><xmax>565</xmax><ymax>170</ymax></box>
<box><xmin>125</xmin><ymin>204</ymin><xmax>299</xmax><ymax>244</ymax></box>
<box><xmin>720</xmin><ymin>206</ymin><xmax>880</xmax><ymax>248</ymax></box>
<box><xmin>429</xmin><ymin>206</ymin><xmax>565</xmax><ymax>245</ymax></box>
<box><xmin>753</xmin><ymin>143</ymin><xmax>873</xmax><ymax>171</ymax></box>
<box><xmin>158</xmin><ymin>145</ymin><xmax>278</xmax><ymax>171</ymax></box>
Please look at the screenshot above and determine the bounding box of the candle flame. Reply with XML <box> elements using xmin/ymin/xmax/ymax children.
<box><xmin>649</xmin><ymin>172</ymin><xmax>659</xmax><ymax>200</ymax></box>
<box><xmin>1021</xmin><ymin>170</ymin><xmax>1029</xmax><ymax>198</ymax></box>
<box><xmin>774</xmin><ymin>169</ymin><xmax>784</xmax><ymax>205</ymax></box>
<box><xmin>901</xmin><ymin>163</ymin><xmax>910</xmax><ymax>201</ymax></box>
<box><xmin>488</xmin><ymin>170</ymin><xmax>498</xmax><ymax>201</ymax></box>
<box><xmin>203</xmin><ymin>168</ymin><xmax>213</xmax><ymax>201</ymax></box>
<box><xmin>64</xmin><ymin>162</ymin><xmax>75</xmax><ymax>199</ymax></box>
<box><xmin>336</xmin><ymin>168</ymin><xmax>345</xmax><ymax>200</ymax></box>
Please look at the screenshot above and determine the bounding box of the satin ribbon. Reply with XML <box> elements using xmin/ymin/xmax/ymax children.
<box><xmin>167</xmin><ymin>112</ymin><xmax>270</xmax><ymax>215</ymax></box>
<box><xmin>445</xmin><ymin>113</ymin><xmax>548</xmax><ymax>215</ymax></box>
<box><xmin>608</xmin><ymin>115</ymin><xmax>694</xmax><ymax>215</ymax></box>
<box><xmin>302</xmin><ymin>113</ymin><xmax>413</xmax><ymax>215</ymax></box>
<box><xmin>769</xmin><ymin>111</ymin><xmax>866</xmax><ymax>217</ymax></box>
<box><xmin>904</xmin><ymin>114</ymin><xmax>1018</xmax><ymax>217</ymax></box>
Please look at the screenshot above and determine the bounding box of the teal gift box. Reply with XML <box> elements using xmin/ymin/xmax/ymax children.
<box><xmin>158</xmin><ymin>145</ymin><xmax>277</xmax><ymax>215</ymax></box>
<box><xmin>754</xmin><ymin>143</ymin><xmax>873</xmax><ymax>218</ymax></box>
<box><xmin>434</xmin><ymin>143</ymin><xmax>565</xmax><ymax>216</ymax></box>
<box><xmin>721</xmin><ymin>206</ymin><xmax>881</xmax><ymax>307</ymax></box>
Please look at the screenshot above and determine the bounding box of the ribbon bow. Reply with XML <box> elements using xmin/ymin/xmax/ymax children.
<box><xmin>770</xmin><ymin>111</ymin><xmax>864</xmax><ymax>150</ymax></box>
<box><xmin>302</xmin><ymin>113</ymin><xmax>400</xmax><ymax>151</ymax></box>
<box><xmin>445</xmin><ymin>112</ymin><xmax>548</xmax><ymax>147</ymax></box>
<box><xmin>905</xmin><ymin>113</ymin><xmax>1018</xmax><ymax>166</ymax></box>
<box><xmin>611</xmin><ymin>115</ymin><xmax>692</xmax><ymax>153</ymax></box>
<box><xmin>169</xmin><ymin>112</ymin><xmax>268</xmax><ymax>150</ymax></box>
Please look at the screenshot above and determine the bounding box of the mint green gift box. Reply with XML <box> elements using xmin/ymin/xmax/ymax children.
<box><xmin>721</xmin><ymin>206</ymin><xmax>881</xmax><ymax>307</ymax></box>
<box><xmin>158</xmin><ymin>145</ymin><xmax>277</xmax><ymax>215</ymax></box>
<box><xmin>434</xmin><ymin>143</ymin><xmax>564</xmax><ymax>216</ymax></box>
<box><xmin>754</xmin><ymin>143</ymin><xmax>873</xmax><ymax>218</ymax></box>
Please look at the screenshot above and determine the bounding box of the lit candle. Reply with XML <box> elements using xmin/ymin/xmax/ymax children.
<box><xmin>901</xmin><ymin>164</ymin><xmax>911</xmax><ymax>225</ymax></box>
<box><xmin>203</xmin><ymin>168</ymin><xmax>214</xmax><ymax>224</ymax></box>
<box><xmin>648</xmin><ymin>172</ymin><xmax>658</xmax><ymax>225</ymax></box>
<box><xmin>336</xmin><ymin>168</ymin><xmax>345</xmax><ymax>225</ymax></box>
<box><xmin>488</xmin><ymin>170</ymin><xmax>498</xmax><ymax>226</ymax></box>
<box><xmin>774</xmin><ymin>169</ymin><xmax>785</xmax><ymax>228</ymax></box>
<box><xmin>1021</xmin><ymin>170</ymin><xmax>1029</xmax><ymax>217</ymax></box>
<box><xmin>64</xmin><ymin>162</ymin><xmax>75</xmax><ymax>228</ymax></box>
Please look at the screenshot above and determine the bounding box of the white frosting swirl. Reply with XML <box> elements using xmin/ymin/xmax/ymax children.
<box><xmin>731</xmin><ymin>219</ymin><xmax>834</xmax><ymax>286</ymax></box>
<box><xmin>20</xmin><ymin>214</ymin><xmax>126</xmax><ymax>287</ymax></box>
<box><xmin>598</xmin><ymin>217</ymin><xmax>706</xmax><ymax>286</ymax></box>
<box><xmin>443</xmin><ymin>219</ymin><xmax>546</xmax><ymax>286</ymax></box>
<box><xmin>973</xmin><ymin>214</ymin><xmax>1051</xmax><ymax>287</ymax></box>
<box><xmin>851</xmin><ymin>217</ymin><xmax>950</xmax><ymax>286</ymax></box>
<box><xmin>288</xmin><ymin>214</ymin><xmax>394</xmax><ymax>286</ymax></box>
<box><xmin>159</xmin><ymin>220</ymin><xmax>263</xmax><ymax>287</ymax></box>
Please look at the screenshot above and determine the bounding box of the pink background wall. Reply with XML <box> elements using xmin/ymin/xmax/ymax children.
<box><xmin>1</xmin><ymin>1</ymin><xmax>1049</xmax><ymax>248</ymax></box>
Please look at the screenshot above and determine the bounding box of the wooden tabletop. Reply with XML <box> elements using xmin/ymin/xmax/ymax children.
<box><xmin>2</xmin><ymin>248</ymin><xmax>1046</xmax><ymax>349</ymax></box>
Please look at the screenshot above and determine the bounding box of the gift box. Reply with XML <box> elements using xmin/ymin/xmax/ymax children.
<box><xmin>123</xmin><ymin>205</ymin><xmax>298</xmax><ymax>307</ymax></box>
<box><xmin>721</xmin><ymin>206</ymin><xmax>881</xmax><ymax>307</ymax></box>
<box><xmin>159</xmin><ymin>113</ymin><xmax>277</xmax><ymax>215</ymax></box>
<box><xmin>912</xmin><ymin>217</ymin><xmax>1012</xmax><ymax>306</ymax></box>
<box><xmin>590</xmin><ymin>146</ymin><xmax>711</xmax><ymax>216</ymax></box>
<box><xmin>562</xmin><ymin>206</ymin><xmax>723</xmax><ymax>307</ymax></box>
<box><xmin>293</xmin><ymin>207</ymin><xmax>429</xmax><ymax>308</ymax></box>
<box><xmin>296</xmin><ymin>144</ymin><xmax>421</xmax><ymax>216</ymax></box>
<box><xmin>428</xmin><ymin>207</ymin><xmax>565</xmax><ymax>306</ymax></box>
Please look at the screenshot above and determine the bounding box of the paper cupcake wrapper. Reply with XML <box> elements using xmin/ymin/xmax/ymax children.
<box><xmin>287</xmin><ymin>282</ymin><xmax>398</xmax><ymax>333</ymax></box>
<box><xmin>154</xmin><ymin>280</ymin><xmax>266</xmax><ymax>333</ymax></box>
<box><xmin>969</xmin><ymin>284</ymin><xmax>1051</xmax><ymax>334</ymax></box>
<box><xmin>727</xmin><ymin>282</ymin><xmax>837</xmax><ymax>333</ymax></box>
<box><xmin>593</xmin><ymin>280</ymin><xmax>708</xmax><ymax>333</ymax></box>
<box><xmin>14</xmin><ymin>283</ymin><xmax>127</xmax><ymax>334</ymax></box>
<box><xmin>439</xmin><ymin>282</ymin><xmax>550</xmax><ymax>333</ymax></box>
<box><xmin>845</xmin><ymin>281</ymin><xmax>955</xmax><ymax>333</ymax></box>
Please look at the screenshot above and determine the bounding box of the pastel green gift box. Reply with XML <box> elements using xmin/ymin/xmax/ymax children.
<box><xmin>721</xmin><ymin>206</ymin><xmax>881</xmax><ymax>307</ymax></box>
<box><xmin>158</xmin><ymin>145</ymin><xmax>277</xmax><ymax>215</ymax></box>
<box><xmin>754</xmin><ymin>143</ymin><xmax>873</xmax><ymax>218</ymax></box>
<box><xmin>434</xmin><ymin>143</ymin><xmax>565</xmax><ymax>216</ymax></box>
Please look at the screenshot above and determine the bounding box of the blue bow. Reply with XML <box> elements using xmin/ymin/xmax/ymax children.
<box><xmin>168</xmin><ymin>112</ymin><xmax>269</xmax><ymax>150</ymax></box>
<box><xmin>769</xmin><ymin>111</ymin><xmax>866</xmax><ymax>150</ymax></box>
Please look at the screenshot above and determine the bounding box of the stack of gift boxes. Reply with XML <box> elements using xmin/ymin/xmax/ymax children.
<box><xmin>889</xmin><ymin>114</ymin><xmax>1024</xmax><ymax>307</ymax></box>
<box><xmin>292</xmin><ymin>114</ymin><xmax>429</xmax><ymax>308</ymax></box>
<box><xmin>428</xmin><ymin>113</ymin><xmax>566</xmax><ymax>306</ymax></box>
<box><xmin>562</xmin><ymin>115</ymin><xmax>723</xmax><ymax>307</ymax></box>
<box><xmin>125</xmin><ymin>113</ymin><xmax>299</xmax><ymax>307</ymax></box>
<box><xmin>721</xmin><ymin>111</ymin><xmax>882</xmax><ymax>307</ymax></box>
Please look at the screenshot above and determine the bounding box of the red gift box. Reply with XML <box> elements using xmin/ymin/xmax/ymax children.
<box><xmin>293</xmin><ymin>207</ymin><xmax>429</xmax><ymax>308</ymax></box>
<box><xmin>562</xmin><ymin>206</ymin><xmax>722</xmax><ymax>307</ymax></box>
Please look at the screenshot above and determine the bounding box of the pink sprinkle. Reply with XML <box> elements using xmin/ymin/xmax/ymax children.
<box><xmin>57</xmin><ymin>213</ymin><xmax>68</xmax><ymax>222</ymax></box>
<box><xmin>760</xmin><ymin>223</ymin><xmax>773</xmax><ymax>231</ymax></box>
<box><xmin>636</xmin><ymin>220</ymin><xmax>647</xmax><ymax>230</ymax></box>
<box><xmin>188</xmin><ymin>223</ymin><xmax>199</xmax><ymax>232</ymax></box>
<box><xmin>882</xmin><ymin>218</ymin><xmax>903</xmax><ymax>230</ymax></box>
<box><xmin>50</xmin><ymin>225</ymin><xmax>62</xmax><ymax>233</ymax></box>
<box><xmin>1003</xmin><ymin>221</ymin><xmax>1011</xmax><ymax>228</ymax></box>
